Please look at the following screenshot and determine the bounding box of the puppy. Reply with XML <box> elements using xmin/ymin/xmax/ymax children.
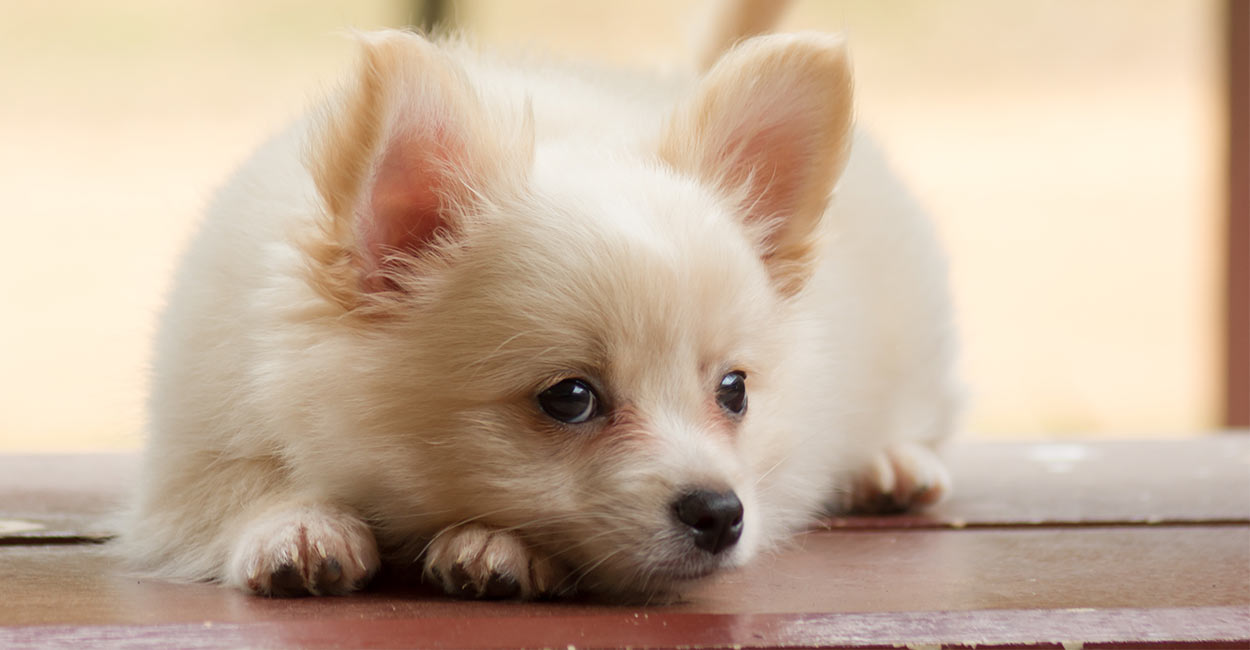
<box><xmin>120</xmin><ymin>17</ymin><xmax>961</xmax><ymax>601</ymax></box>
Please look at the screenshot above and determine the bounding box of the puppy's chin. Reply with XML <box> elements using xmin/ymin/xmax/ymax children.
<box><xmin>576</xmin><ymin>563</ymin><xmax>730</xmax><ymax>605</ymax></box>
<box><xmin>564</xmin><ymin>536</ymin><xmax>751</xmax><ymax>602</ymax></box>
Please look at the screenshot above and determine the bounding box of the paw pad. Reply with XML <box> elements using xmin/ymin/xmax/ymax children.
<box><xmin>229</xmin><ymin>506</ymin><xmax>379</xmax><ymax>597</ymax></box>
<box><xmin>846</xmin><ymin>442</ymin><xmax>951</xmax><ymax>514</ymax></box>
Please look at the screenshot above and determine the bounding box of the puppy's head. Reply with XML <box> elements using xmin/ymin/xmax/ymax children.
<box><xmin>303</xmin><ymin>30</ymin><xmax>852</xmax><ymax>597</ymax></box>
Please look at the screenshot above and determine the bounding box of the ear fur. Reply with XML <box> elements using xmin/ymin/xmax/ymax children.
<box><xmin>305</xmin><ymin>30</ymin><xmax>532</xmax><ymax>308</ymax></box>
<box><xmin>660</xmin><ymin>33</ymin><xmax>854</xmax><ymax>297</ymax></box>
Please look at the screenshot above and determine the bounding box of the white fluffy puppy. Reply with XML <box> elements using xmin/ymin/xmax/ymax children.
<box><xmin>121</xmin><ymin>25</ymin><xmax>961</xmax><ymax>600</ymax></box>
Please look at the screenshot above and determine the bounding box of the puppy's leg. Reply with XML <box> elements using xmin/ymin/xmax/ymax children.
<box><xmin>843</xmin><ymin>442</ymin><xmax>951</xmax><ymax>514</ymax></box>
<box><xmin>423</xmin><ymin>524</ymin><xmax>567</xmax><ymax>600</ymax></box>
<box><xmin>226</xmin><ymin>502</ymin><xmax>380</xmax><ymax>596</ymax></box>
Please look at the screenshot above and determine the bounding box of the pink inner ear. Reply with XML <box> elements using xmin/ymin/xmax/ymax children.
<box><xmin>357</xmin><ymin>128</ymin><xmax>456</xmax><ymax>288</ymax></box>
<box><xmin>729</xmin><ymin>122</ymin><xmax>811</xmax><ymax>225</ymax></box>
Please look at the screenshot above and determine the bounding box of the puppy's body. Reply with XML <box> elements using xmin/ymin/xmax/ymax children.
<box><xmin>122</xmin><ymin>32</ymin><xmax>960</xmax><ymax>599</ymax></box>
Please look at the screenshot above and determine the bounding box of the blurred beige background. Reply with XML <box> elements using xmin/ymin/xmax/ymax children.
<box><xmin>0</xmin><ymin>0</ymin><xmax>1225</xmax><ymax>451</ymax></box>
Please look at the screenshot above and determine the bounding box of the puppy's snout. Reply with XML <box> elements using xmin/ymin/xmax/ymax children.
<box><xmin>672</xmin><ymin>489</ymin><xmax>743</xmax><ymax>555</ymax></box>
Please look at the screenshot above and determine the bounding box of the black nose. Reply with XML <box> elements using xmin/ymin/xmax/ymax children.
<box><xmin>672</xmin><ymin>489</ymin><xmax>744</xmax><ymax>555</ymax></box>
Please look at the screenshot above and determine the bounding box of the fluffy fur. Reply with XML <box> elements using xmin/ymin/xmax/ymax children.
<box><xmin>120</xmin><ymin>24</ymin><xmax>961</xmax><ymax>601</ymax></box>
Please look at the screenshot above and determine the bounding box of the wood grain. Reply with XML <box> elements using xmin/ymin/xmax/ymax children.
<box><xmin>1</xmin><ymin>440</ymin><xmax>1247</xmax><ymax>647</ymax></box>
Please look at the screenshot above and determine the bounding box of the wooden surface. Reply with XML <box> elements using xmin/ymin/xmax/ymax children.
<box><xmin>1</xmin><ymin>438</ymin><xmax>1248</xmax><ymax>648</ymax></box>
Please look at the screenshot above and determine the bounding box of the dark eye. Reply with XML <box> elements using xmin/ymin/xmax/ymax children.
<box><xmin>538</xmin><ymin>378</ymin><xmax>599</xmax><ymax>424</ymax></box>
<box><xmin>716</xmin><ymin>371</ymin><xmax>747</xmax><ymax>416</ymax></box>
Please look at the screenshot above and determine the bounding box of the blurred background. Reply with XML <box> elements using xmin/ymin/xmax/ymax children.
<box><xmin>1</xmin><ymin>0</ymin><xmax>1242</xmax><ymax>451</ymax></box>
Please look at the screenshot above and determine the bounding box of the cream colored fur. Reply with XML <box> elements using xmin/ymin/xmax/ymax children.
<box><xmin>120</xmin><ymin>24</ymin><xmax>961</xmax><ymax>601</ymax></box>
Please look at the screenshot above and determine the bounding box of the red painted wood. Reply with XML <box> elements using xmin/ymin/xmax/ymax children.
<box><xmin>3</xmin><ymin>527</ymin><xmax>1246</xmax><ymax>628</ymax></box>
<box><xmin>0</xmin><ymin>453</ymin><xmax>134</xmax><ymax>542</ymax></box>
<box><xmin>835</xmin><ymin>438</ymin><xmax>1250</xmax><ymax>529</ymax></box>
<box><xmin>2</xmin><ymin>439</ymin><xmax>1246</xmax><ymax>542</ymax></box>
<box><xmin>3</xmin><ymin>606</ymin><xmax>1247</xmax><ymax>649</ymax></box>
<box><xmin>1</xmin><ymin>442</ymin><xmax>1246</xmax><ymax>646</ymax></box>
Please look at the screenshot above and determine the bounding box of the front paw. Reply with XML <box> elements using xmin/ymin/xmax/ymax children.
<box><xmin>845</xmin><ymin>442</ymin><xmax>951</xmax><ymax>514</ymax></box>
<box><xmin>227</xmin><ymin>504</ymin><xmax>380</xmax><ymax>596</ymax></box>
<box><xmin>423</xmin><ymin>524</ymin><xmax>568</xmax><ymax>600</ymax></box>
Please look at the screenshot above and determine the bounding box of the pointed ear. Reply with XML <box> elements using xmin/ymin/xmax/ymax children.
<box><xmin>306</xmin><ymin>30</ymin><xmax>532</xmax><ymax>306</ymax></box>
<box><xmin>660</xmin><ymin>33</ymin><xmax>853</xmax><ymax>297</ymax></box>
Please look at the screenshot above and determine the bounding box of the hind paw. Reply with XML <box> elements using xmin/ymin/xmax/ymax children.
<box><xmin>846</xmin><ymin>442</ymin><xmax>951</xmax><ymax>514</ymax></box>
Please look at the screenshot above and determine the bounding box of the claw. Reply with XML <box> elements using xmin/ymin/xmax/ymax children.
<box><xmin>483</xmin><ymin>572</ymin><xmax>520</xmax><ymax>599</ymax></box>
